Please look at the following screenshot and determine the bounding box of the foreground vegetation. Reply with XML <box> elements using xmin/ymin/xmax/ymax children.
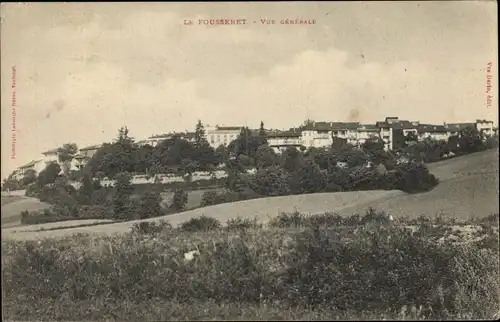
<box><xmin>3</xmin><ymin>210</ymin><xmax>499</xmax><ymax>321</ymax></box>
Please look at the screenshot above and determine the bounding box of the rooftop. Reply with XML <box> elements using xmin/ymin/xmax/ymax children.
<box><xmin>19</xmin><ymin>159</ymin><xmax>42</xmax><ymax>169</ymax></box>
<box><xmin>79</xmin><ymin>144</ymin><xmax>102</xmax><ymax>151</ymax></box>
<box><xmin>417</xmin><ymin>124</ymin><xmax>447</xmax><ymax>133</ymax></box>
<box><xmin>302</xmin><ymin>121</ymin><xmax>360</xmax><ymax>131</ymax></box>
<box><xmin>42</xmin><ymin>148</ymin><xmax>59</xmax><ymax>155</ymax></box>
<box><xmin>268</xmin><ymin>131</ymin><xmax>302</xmax><ymax>138</ymax></box>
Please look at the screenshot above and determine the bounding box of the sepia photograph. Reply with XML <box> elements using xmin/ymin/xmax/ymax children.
<box><xmin>1</xmin><ymin>1</ymin><xmax>499</xmax><ymax>320</ymax></box>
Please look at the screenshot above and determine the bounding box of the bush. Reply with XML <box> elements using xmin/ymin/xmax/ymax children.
<box><xmin>226</xmin><ymin>217</ymin><xmax>263</xmax><ymax>231</ymax></box>
<box><xmin>4</xmin><ymin>211</ymin><xmax>498</xmax><ymax>321</ymax></box>
<box><xmin>394</xmin><ymin>162</ymin><xmax>439</xmax><ymax>193</ymax></box>
<box><xmin>136</xmin><ymin>192</ymin><xmax>162</xmax><ymax>219</ymax></box>
<box><xmin>200</xmin><ymin>190</ymin><xmax>218</xmax><ymax>207</ymax></box>
<box><xmin>172</xmin><ymin>188</ymin><xmax>188</xmax><ymax>211</ymax></box>
<box><xmin>180</xmin><ymin>215</ymin><xmax>221</xmax><ymax>232</ymax></box>
<box><xmin>131</xmin><ymin>220</ymin><xmax>172</xmax><ymax>235</ymax></box>
<box><xmin>268</xmin><ymin>211</ymin><xmax>307</xmax><ymax>228</ymax></box>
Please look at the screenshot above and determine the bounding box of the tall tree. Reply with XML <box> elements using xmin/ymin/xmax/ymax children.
<box><xmin>22</xmin><ymin>169</ymin><xmax>38</xmax><ymax>186</ymax></box>
<box><xmin>58</xmin><ymin>143</ymin><xmax>78</xmax><ymax>176</ymax></box>
<box><xmin>37</xmin><ymin>162</ymin><xmax>61</xmax><ymax>186</ymax></box>
<box><xmin>194</xmin><ymin>120</ymin><xmax>206</xmax><ymax>147</ymax></box>
<box><xmin>259</xmin><ymin>121</ymin><xmax>268</xmax><ymax>145</ymax></box>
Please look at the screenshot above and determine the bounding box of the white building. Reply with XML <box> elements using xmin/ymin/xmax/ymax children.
<box><xmin>301</xmin><ymin>121</ymin><xmax>360</xmax><ymax>148</ymax></box>
<box><xmin>41</xmin><ymin>148</ymin><xmax>59</xmax><ymax>166</ymax></box>
<box><xmin>375</xmin><ymin>117</ymin><xmax>419</xmax><ymax>151</ymax></box>
<box><xmin>356</xmin><ymin>124</ymin><xmax>380</xmax><ymax>147</ymax></box>
<box><xmin>13</xmin><ymin>159</ymin><xmax>45</xmax><ymax>180</ymax></box>
<box><xmin>476</xmin><ymin>119</ymin><xmax>495</xmax><ymax>136</ymax></box>
<box><xmin>417</xmin><ymin>124</ymin><xmax>448</xmax><ymax>142</ymax></box>
<box><xmin>268</xmin><ymin>131</ymin><xmax>302</xmax><ymax>153</ymax></box>
<box><xmin>205</xmin><ymin>125</ymin><xmax>243</xmax><ymax>148</ymax></box>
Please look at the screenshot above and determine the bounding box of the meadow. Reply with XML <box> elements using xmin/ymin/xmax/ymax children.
<box><xmin>2</xmin><ymin>210</ymin><xmax>499</xmax><ymax>321</ymax></box>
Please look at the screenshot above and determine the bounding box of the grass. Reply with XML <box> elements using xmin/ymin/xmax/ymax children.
<box><xmin>1</xmin><ymin>196</ymin><xmax>52</xmax><ymax>228</ymax></box>
<box><xmin>2</xmin><ymin>210</ymin><xmax>499</xmax><ymax>321</ymax></box>
<box><xmin>0</xmin><ymin>195</ymin><xmax>25</xmax><ymax>206</ymax></box>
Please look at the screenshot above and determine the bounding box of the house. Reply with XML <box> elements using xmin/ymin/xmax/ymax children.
<box><xmin>267</xmin><ymin>130</ymin><xmax>302</xmax><ymax>153</ymax></box>
<box><xmin>300</xmin><ymin>121</ymin><xmax>360</xmax><ymax>148</ymax></box>
<box><xmin>356</xmin><ymin>124</ymin><xmax>380</xmax><ymax>147</ymax></box>
<box><xmin>205</xmin><ymin>125</ymin><xmax>243</xmax><ymax>148</ymax></box>
<box><xmin>78</xmin><ymin>144</ymin><xmax>102</xmax><ymax>159</ymax></box>
<box><xmin>475</xmin><ymin>119</ymin><xmax>495</xmax><ymax>136</ymax></box>
<box><xmin>376</xmin><ymin>117</ymin><xmax>419</xmax><ymax>151</ymax></box>
<box><xmin>417</xmin><ymin>124</ymin><xmax>448</xmax><ymax>142</ymax></box>
<box><xmin>41</xmin><ymin>148</ymin><xmax>59</xmax><ymax>165</ymax></box>
<box><xmin>444</xmin><ymin>122</ymin><xmax>475</xmax><ymax>138</ymax></box>
<box><xmin>13</xmin><ymin>159</ymin><xmax>45</xmax><ymax>180</ymax></box>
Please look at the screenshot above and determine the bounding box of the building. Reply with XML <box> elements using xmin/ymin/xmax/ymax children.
<box><xmin>376</xmin><ymin>117</ymin><xmax>419</xmax><ymax>151</ymax></box>
<box><xmin>330</xmin><ymin>122</ymin><xmax>360</xmax><ymax>146</ymax></box>
<box><xmin>417</xmin><ymin>124</ymin><xmax>448</xmax><ymax>141</ymax></box>
<box><xmin>301</xmin><ymin>121</ymin><xmax>359</xmax><ymax>148</ymax></box>
<box><xmin>267</xmin><ymin>130</ymin><xmax>302</xmax><ymax>153</ymax></box>
<box><xmin>78</xmin><ymin>144</ymin><xmax>102</xmax><ymax>159</ymax></box>
<box><xmin>13</xmin><ymin>159</ymin><xmax>45</xmax><ymax>180</ymax></box>
<box><xmin>444</xmin><ymin>123</ymin><xmax>476</xmax><ymax>138</ymax></box>
<box><xmin>41</xmin><ymin>148</ymin><xmax>59</xmax><ymax>165</ymax></box>
<box><xmin>205</xmin><ymin>125</ymin><xmax>243</xmax><ymax>148</ymax></box>
<box><xmin>356</xmin><ymin>124</ymin><xmax>380</xmax><ymax>147</ymax></box>
<box><xmin>475</xmin><ymin>119</ymin><xmax>495</xmax><ymax>136</ymax></box>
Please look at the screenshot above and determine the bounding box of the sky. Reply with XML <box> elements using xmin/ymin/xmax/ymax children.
<box><xmin>1</xmin><ymin>1</ymin><xmax>498</xmax><ymax>179</ymax></box>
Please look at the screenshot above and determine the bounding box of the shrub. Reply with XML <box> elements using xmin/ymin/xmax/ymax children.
<box><xmin>226</xmin><ymin>217</ymin><xmax>263</xmax><ymax>231</ymax></box>
<box><xmin>3</xmin><ymin>210</ymin><xmax>499</xmax><ymax>321</ymax></box>
<box><xmin>268</xmin><ymin>211</ymin><xmax>307</xmax><ymax>228</ymax></box>
<box><xmin>24</xmin><ymin>183</ymin><xmax>40</xmax><ymax>198</ymax></box>
<box><xmin>394</xmin><ymin>162</ymin><xmax>439</xmax><ymax>193</ymax></box>
<box><xmin>200</xmin><ymin>190</ymin><xmax>218</xmax><ymax>207</ymax></box>
<box><xmin>136</xmin><ymin>192</ymin><xmax>162</xmax><ymax>219</ymax></box>
<box><xmin>172</xmin><ymin>188</ymin><xmax>188</xmax><ymax>211</ymax></box>
<box><xmin>131</xmin><ymin>220</ymin><xmax>172</xmax><ymax>235</ymax></box>
<box><xmin>180</xmin><ymin>215</ymin><xmax>221</xmax><ymax>232</ymax></box>
<box><xmin>112</xmin><ymin>172</ymin><xmax>134</xmax><ymax>220</ymax></box>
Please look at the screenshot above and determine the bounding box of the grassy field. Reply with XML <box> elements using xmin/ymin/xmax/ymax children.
<box><xmin>0</xmin><ymin>195</ymin><xmax>25</xmax><ymax>206</ymax></box>
<box><xmin>1</xmin><ymin>196</ymin><xmax>52</xmax><ymax>229</ymax></box>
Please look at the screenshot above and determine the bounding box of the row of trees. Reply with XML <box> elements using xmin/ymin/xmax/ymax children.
<box><xmin>84</xmin><ymin>121</ymin><xmax>269</xmax><ymax>180</ymax></box>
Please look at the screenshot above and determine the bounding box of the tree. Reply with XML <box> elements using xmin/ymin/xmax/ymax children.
<box><xmin>172</xmin><ymin>188</ymin><xmax>188</xmax><ymax>211</ymax></box>
<box><xmin>361</xmin><ymin>137</ymin><xmax>385</xmax><ymax>157</ymax></box>
<box><xmin>112</xmin><ymin>172</ymin><xmax>134</xmax><ymax>219</ymax></box>
<box><xmin>78</xmin><ymin>171</ymin><xmax>94</xmax><ymax>205</ymax></box>
<box><xmin>259</xmin><ymin>121</ymin><xmax>268</xmax><ymax>145</ymax></box>
<box><xmin>230</xmin><ymin>127</ymin><xmax>263</xmax><ymax>159</ymax></box>
<box><xmin>297</xmin><ymin>159</ymin><xmax>326</xmax><ymax>193</ymax></box>
<box><xmin>37</xmin><ymin>162</ymin><xmax>61</xmax><ymax>186</ymax></box>
<box><xmin>22</xmin><ymin>169</ymin><xmax>37</xmax><ymax>186</ymax></box>
<box><xmin>458</xmin><ymin>126</ymin><xmax>485</xmax><ymax>153</ymax></box>
<box><xmin>194</xmin><ymin>120</ymin><xmax>206</xmax><ymax>147</ymax></box>
<box><xmin>250</xmin><ymin>165</ymin><xmax>290</xmax><ymax>196</ymax></box>
<box><xmin>281</xmin><ymin>146</ymin><xmax>303</xmax><ymax>173</ymax></box>
<box><xmin>138</xmin><ymin>192</ymin><xmax>162</xmax><ymax>219</ymax></box>
<box><xmin>255</xmin><ymin>145</ymin><xmax>279</xmax><ymax>169</ymax></box>
<box><xmin>58</xmin><ymin>143</ymin><xmax>78</xmax><ymax>176</ymax></box>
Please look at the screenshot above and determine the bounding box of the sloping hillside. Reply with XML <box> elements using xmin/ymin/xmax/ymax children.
<box><xmin>340</xmin><ymin>149</ymin><xmax>499</xmax><ymax>219</ymax></box>
<box><xmin>2</xmin><ymin>149</ymin><xmax>498</xmax><ymax>240</ymax></box>
<box><xmin>1</xmin><ymin>197</ymin><xmax>52</xmax><ymax>228</ymax></box>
